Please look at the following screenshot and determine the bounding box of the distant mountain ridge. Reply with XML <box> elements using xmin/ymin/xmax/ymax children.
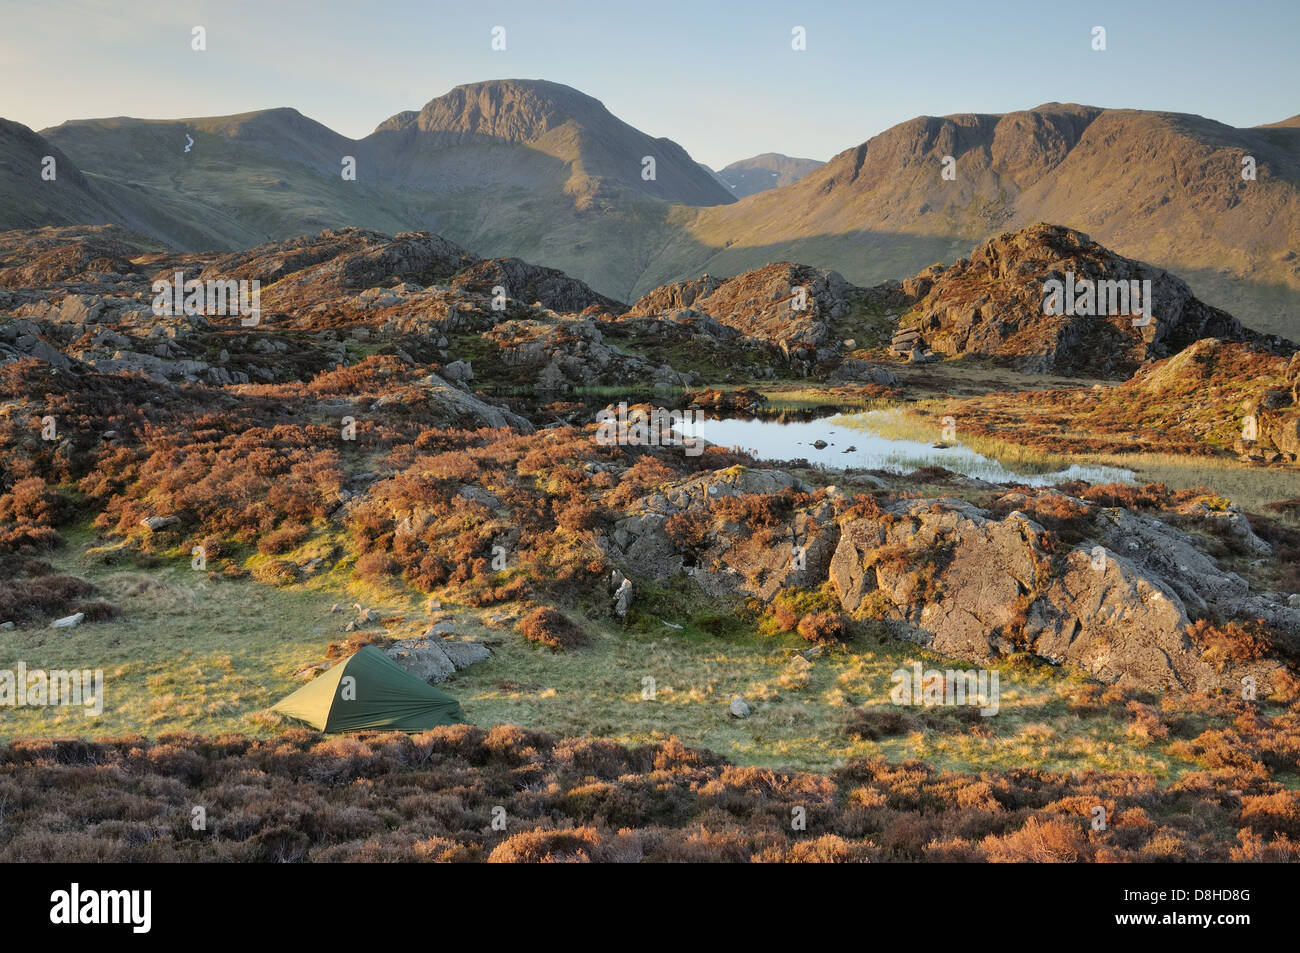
<box><xmin>4</xmin><ymin>87</ymin><xmax>1297</xmax><ymax>337</ymax></box>
<box><xmin>703</xmin><ymin>153</ymin><xmax>824</xmax><ymax>197</ymax></box>
<box><xmin>17</xmin><ymin>80</ymin><xmax>736</xmax><ymax>301</ymax></box>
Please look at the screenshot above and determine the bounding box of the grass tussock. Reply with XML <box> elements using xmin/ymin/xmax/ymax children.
<box><xmin>518</xmin><ymin>606</ymin><xmax>589</xmax><ymax>651</ymax></box>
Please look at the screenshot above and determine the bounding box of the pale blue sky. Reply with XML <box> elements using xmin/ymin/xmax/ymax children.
<box><xmin>2</xmin><ymin>0</ymin><xmax>1296</xmax><ymax>168</ymax></box>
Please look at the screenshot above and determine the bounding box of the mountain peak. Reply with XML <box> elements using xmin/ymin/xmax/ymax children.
<box><xmin>708</xmin><ymin>153</ymin><xmax>825</xmax><ymax>198</ymax></box>
<box><xmin>367</xmin><ymin>78</ymin><xmax>735</xmax><ymax>208</ymax></box>
<box><xmin>374</xmin><ymin>79</ymin><xmax>610</xmax><ymax>141</ymax></box>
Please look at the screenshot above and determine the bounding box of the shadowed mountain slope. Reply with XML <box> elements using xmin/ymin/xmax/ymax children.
<box><xmin>11</xmin><ymin>96</ymin><xmax>1299</xmax><ymax>335</ymax></box>
<box><xmin>644</xmin><ymin>104</ymin><xmax>1300</xmax><ymax>337</ymax></box>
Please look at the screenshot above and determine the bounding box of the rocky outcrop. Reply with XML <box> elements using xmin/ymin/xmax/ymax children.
<box><xmin>0</xmin><ymin>225</ymin><xmax>150</xmax><ymax>291</ymax></box>
<box><xmin>385</xmin><ymin>636</ymin><xmax>491</xmax><ymax>683</ymax></box>
<box><xmin>626</xmin><ymin>275</ymin><xmax>725</xmax><ymax>314</ymax></box>
<box><xmin>830</xmin><ymin>498</ymin><xmax>1044</xmax><ymax>655</ymax></box>
<box><xmin>0</xmin><ymin>318</ymin><xmax>75</xmax><ymax>370</ymax></box>
<box><xmin>450</xmin><ymin>257</ymin><xmax>625</xmax><ymax>314</ymax></box>
<box><xmin>1240</xmin><ymin>351</ymin><xmax>1300</xmax><ymax>463</ymax></box>
<box><xmin>893</xmin><ymin>224</ymin><xmax>1269</xmax><ymax>378</ymax></box>
<box><xmin>605</xmin><ymin>468</ymin><xmax>1299</xmax><ymax>697</ymax></box>
<box><xmin>607</xmin><ymin>467</ymin><xmax>813</xmax><ymax>584</ymax></box>
<box><xmin>371</xmin><ymin>371</ymin><xmax>534</xmax><ymax>431</ymax></box>
<box><xmin>483</xmin><ymin>315</ymin><xmax>686</xmax><ymax>389</ymax></box>
<box><xmin>205</xmin><ymin>228</ymin><xmax>477</xmax><ymax>307</ymax></box>
<box><xmin>1021</xmin><ymin>548</ymin><xmax>1200</xmax><ymax>690</ymax></box>
<box><xmin>628</xmin><ymin>263</ymin><xmax>855</xmax><ymax>359</ymax></box>
<box><xmin>622</xmin><ymin>261</ymin><xmax>906</xmax><ymax>381</ymax></box>
<box><xmin>832</xmin><ymin>495</ymin><xmax>1295</xmax><ymax>694</ymax></box>
<box><xmin>828</xmin><ymin>359</ymin><xmax>899</xmax><ymax>385</ymax></box>
<box><xmin>1090</xmin><ymin>505</ymin><xmax>1249</xmax><ymax>616</ymax></box>
<box><xmin>0</xmin><ymin>225</ymin><xmax>692</xmax><ymax>398</ymax></box>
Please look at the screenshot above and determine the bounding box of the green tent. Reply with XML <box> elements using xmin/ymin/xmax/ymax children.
<box><xmin>272</xmin><ymin>645</ymin><xmax>467</xmax><ymax>732</ymax></box>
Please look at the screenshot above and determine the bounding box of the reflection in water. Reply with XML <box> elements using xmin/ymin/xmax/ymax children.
<box><xmin>676</xmin><ymin>412</ymin><xmax>1135</xmax><ymax>486</ymax></box>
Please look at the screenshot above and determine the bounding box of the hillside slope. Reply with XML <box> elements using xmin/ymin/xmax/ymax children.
<box><xmin>17</xmin><ymin>96</ymin><xmax>1300</xmax><ymax>334</ymax></box>
<box><xmin>0</xmin><ymin>120</ymin><xmax>233</xmax><ymax>249</ymax></box>
<box><xmin>646</xmin><ymin>105</ymin><xmax>1300</xmax><ymax>337</ymax></box>
<box><xmin>33</xmin><ymin>81</ymin><xmax>733</xmax><ymax>301</ymax></box>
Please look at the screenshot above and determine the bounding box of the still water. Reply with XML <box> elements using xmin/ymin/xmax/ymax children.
<box><xmin>676</xmin><ymin>410</ymin><xmax>1134</xmax><ymax>486</ymax></box>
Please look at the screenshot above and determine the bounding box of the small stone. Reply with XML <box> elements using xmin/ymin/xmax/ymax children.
<box><xmin>441</xmin><ymin>641</ymin><xmax>492</xmax><ymax>670</ymax></box>
<box><xmin>442</xmin><ymin>359</ymin><xmax>474</xmax><ymax>382</ymax></box>
<box><xmin>613</xmin><ymin>578</ymin><xmax>633</xmax><ymax>617</ymax></box>
<box><xmin>385</xmin><ymin>637</ymin><xmax>457</xmax><ymax>682</ymax></box>
<box><xmin>729</xmin><ymin>695</ymin><xmax>751</xmax><ymax>718</ymax></box>
<box><xmin>51</xmin><ymin>612</ymin><xmax>85</xmax><ymax>629</ymax></box>
<box><xmin>0</xmin><ymin>621</ymin><xmax>14</xmax><ymax>630</ymax></box>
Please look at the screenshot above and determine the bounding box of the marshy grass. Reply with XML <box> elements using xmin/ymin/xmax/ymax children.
<box><xmin>834</xmin><ymin>407</ymin><xmax>1076</xmax><ymax>474</ymax></box>
<box><xmin>834</xmin><ymin>405</ymin><xmax>1300</xmax><ymax>513</ymax></box>
<box><xmin>572</xmin><ymin>384</ymin><xmax>689</xmax><ymax>400</ymax></box>
<box><xmin>759</xmin><ymin>386</ymin><xmax>901</xmax><ymax>413</ymax></box>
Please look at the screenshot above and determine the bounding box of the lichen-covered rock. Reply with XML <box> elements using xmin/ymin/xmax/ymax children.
<box><xmin>386</xmin><ymin>636</ymin><xmax>490</xmax><ymax>683</ymax></box>
<box><xmin>439</xmin><ymin>641</ymin><xmax>492</xmax><ymax>671</ymax></box>
<box><xmin>1022</xmin><ymin>548</ymin><xmax>1195</xmax><ymax>690</ymax></box>
<box><xmin>829</xmin><ymin>359</ymin><xmax>899</xmax><ymax>384</ymax></box>
<box><xmin>450</xmin><ymin>257</ymin><xmax>625</xmax><ymax>314</ymax></box>
<box><xmin>483</xmin><ymin>315</ymin><xmax>684</xmax><ymax>388</ymax></box>
<box><xmin>385</xmin><ymin>638</ymin><xmax>457</xmax><ymax>682</ymax></box>
<box><xmin>896</xmin><ymin>224</ymin><xmax>1259</xmax><ymax>377</ymax></box>
<box><xmin>1092</xmin><ymin>506</ymin><xmax>1249</xmax><ymax>616</ymax></box>
<box><xmin>611</xmin><ymin>469</ymin><xmax>1297</xmax><ymax>696</ymax></box>
<box><xmin>371</xmin><ymin>371</ymin><xmax>533</xmax><ymax>431</ymax></box>
<box><xmin>627</xmin><ymin>262</ymin><xmax>854</xmax><ymax>359</ymax></box>
<box><xmin>830</xmin><ymin>498</ymin><xmax>1045</xmax><ymax>659</ymax></box>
